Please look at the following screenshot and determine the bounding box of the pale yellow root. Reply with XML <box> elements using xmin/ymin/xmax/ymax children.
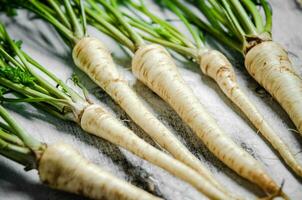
<box><xmin>246</xmin><ymin>41</ymin><xmax>302</xmax><ymax>136</ymax></box>
<box><xmin>132</xmin><ymin>44</ymin><xmax>280</xmax><ymax>195</ymax></box>
<box><xmin>72</xmin><ymin>37</ymin><xmax>227</xmax><ymax>193</ymax></box>
<box><xmin>80</xmin><ymin>104</ymin><xmax>234</xmax><ymax>200</ymax></box>
<box><xmin>38</xmin><ymin>143</ymin><xmax>160</xmax><ymax>200</ymax></box>
<box><xmin>199</xmin><ymin>50</ymin><xmax>302</xmax><ymax>177</ymax></box>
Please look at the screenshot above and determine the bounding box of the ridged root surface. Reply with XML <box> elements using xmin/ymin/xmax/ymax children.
<box><xmin>132</xmin><ymin>44</ymin><xmax>279</xmax><ymax>194</ymax></box>
<box><xmin>245</xmin><ymin>41</ymin><xmax>302</xmax><ymax>135</ymax></box>
<box><xmin>199</xmin><ymin>50</ymin><xmax>302</xmax><ymax>177</ymax></box>
<box><xmin>38</xmin><ymin>143</ymin><xmax>160</xmax><ymax>200</ymax></box>
<box><xmin>80</xmin><ymin>104</ymin><xmax>233</xmax><ymax>200</ymax></box>
<box><xmin>72</xmin><ymin>37</ymin><xmax>226</xmax><ymax>192</ymax></box>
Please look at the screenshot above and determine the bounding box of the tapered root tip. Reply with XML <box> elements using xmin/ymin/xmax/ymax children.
<box><xmin>250</xmin><ymin>171</ymin><xmax>281</xmax><ymax>197</ymax></box>
<box><xmin>259</xmin><ymin>190</ymin><xmax>289</xmax><ymax>200</ymax></box>
<box><xmin>259</xmin><ymin>179</ymin><xmax>289</xmax><ymax>200</ymax></box>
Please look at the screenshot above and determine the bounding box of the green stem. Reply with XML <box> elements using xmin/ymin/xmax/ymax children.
<box><xmin>0</xmin><ymin>137</ymin><xmax>35</xmax><ymax>168</ymax></box>
<box><xmin>33</xmin><ymin>102</ymin><xmax>75</xmax><ymax>122</ymax></box>
<box><xmin>97</xmin><ymin>0</ymin><xmax>144</xmax><ymax>49</ymax></box>
<box><xmin>0</xmin><ymin>97</ymin><xmax>69</xmax><ymax>104</ymax></box>
<box><xmin>86</xmin><ymin>0</ymin><xmax>113</xmax><ymax>22</ymax></box>
<box><xmin>8</xmin><ymin>42</ymin><xmax>68</xmax><ymax>102</ymax></box>
<box><xmin>48</xmin><ymin>0</ymin><xmax>72</xmax><ymax>29</ymax></box>
<box><xmin>261</xmin><ymin>0</ymin><xmax>272</xmax><ymax>33</ymax></box>
<box><xmin>0</xmin><ymin>78</ymin><xmax>48</xmax><ymax>99</ymax></box>
<box><xmin>228</xmin><ymin>0</ymin><xmax>257</xmax><ymax>35</ymax></box>
<box><xmin>193</xmin><ymin>0</ymin><xmax>239</xmax><ymax>39</ymax></box>
<box><xmin>221</xmin><ymin>0</ymin><xmax>245</xmax><ymax>39</ymax></box>
<box><xmin>130</xmin><ymin>1</ymin><xmax>192</xmax><ymax>48</ymax></box>
<box><xmin>163</xmin><ymin>0</ymin><xmax>203</xmax><ymax>48</ymax></box>
<box><xmin>122</xmin><ymin>12</ymin><xmax>161</xmax><ymax>37</ymax></box>
<box><xmin>88</xmin><ymin>21</ymin><xmax>123</xmax><ymax>44</ymax></box>
<box><xmin>0</xmin><ymin>78</ymin><xmax>67</xmax><ymax>111</ymax></box>
<box><xmin>31</xmin><ymin>84</ymin><xmax>50</xmax><ymax>96</ymax></box>
<box><xmin>142</xmin><ymin>35</ymin><xmax>196</xmax><ymax>59</ymax></box>
<box><xmin>86</xmin><ymin>8</ymin><xmax>135</xmax><ymax>51</ymax></box>
<box><xmin>128</xmin><ymin>20</ymin><xmax>160</xmax><ymax>38</ymax></box>
<box><xmin>172</xmin><ymin>0</ymin><xmax>242</xmax><ymax>51</ymax></box>
<box><xmin>0</xmin><ymin>121</ymin><xmax>13</xmax><ymax>133</ymax></box>
<box><xmin>241</xmin><ymin>0</ymin><xmax>264</xmax><ymax>32</ymax></box>
<box><xmin>0</xmin><ymin>28</ymin><xmax>70</xmax><ymax>102</ymax></box>
<box><xmin>207</xmin><ymin>5</ymin><xmax>237</xmax><ymax>35</ymax></box>
<box><xmin>28</xmin><ymin>0</ymin><xmax>77</xmax><ymax>44</ymax></box>
<box><xmin>0</xmin><ymin>105</ymin><xmax>42</xmax><ymax>150</ymax></box>
<box><xmin>0</xmin><ymin>47</ymin><xmax>25</xmax><ymax>70</ymax></box>
<box><xmin>79</xmin><ymin>0</ymin><xmax>87</xmax><ymax>35</ymax></box>
<box><xmin>0</xmin><ymin>128</ymin><xmax>24</xmax><ymax>146</ymax></box>
<box><xmin>125</xmin><ymin>14</ymin><xmax>185</xmax><ymax>46</ymax></box>
<box><xmin>63</xmin><ymin>0</ymin><xmax>84</xmax><ymax>39</ymax></box>
<box><xmin>196</xmin><ymin>0</ymin><xmax>224</xmax><ymax>33</ymax></box>
<box><xmin>23</xmin><ymin>53</ymin><xmax>83</xmax><ymax>104</ymax></box>
<box><xmin>207</xmin><ymin>0</ymin><xmax>228</xmax><ymax>24</ymax></box>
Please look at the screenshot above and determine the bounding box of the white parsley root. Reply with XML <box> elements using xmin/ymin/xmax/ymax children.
<box><xmin>72</xmin><ymin>37</ymin><xmax>227</xmax><ymax>193</ymax></box>
<box><xmin>39</xmin><ymin>143</ymin><xmax>161</xmax><ymax>200</ymax></box>
<box><xmin>132</xmin><ymin>44</ymin><xmax>280</xmax><ymax>194</ymax></box>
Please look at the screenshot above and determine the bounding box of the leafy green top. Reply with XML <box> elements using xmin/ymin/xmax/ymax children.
<box><xmin>0</xmin><ymin>0</ymin><xmax>87</xmax><ymax>47</ymax></box>
<box><xmin>0</xmin><ymin>23</ymin><xmax>88</xmax><ymax>122</ymax></box>
<box><xmin>0</xmin><ymin>66</ymin><xmax>36</xmax><ymax>87</ymax></box>
<box><xmin>166</xmin><ymin>0</ymin><xmax>272</xmax><ymax>53</ymax></box>
<box><xmin>0</xmin><ymin>21</ymin><xmax>93</xmax><ymax>168</ymax></box>
<box><xmin>0</xmin><ymin>104</ymin><xmax>42</xmax><ymax>170</ymax></box>
<box><xmin>82</xmin><ymin>0</ymin><xmax>203</xmax><ymax>57</ymax></box>
<box><xmin>116</xmin><ymin>0</ymin><xmax>207</xmax><ymax>60</ymax></box>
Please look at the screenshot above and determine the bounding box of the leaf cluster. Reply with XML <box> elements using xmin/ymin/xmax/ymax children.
<box><xmin>183</xmin><ymin>0</ymin><xmax>273</xmax><ymax>52</ymax></box>
<box><xmin>0</xmin><ymin>23</ymin><xmax>88</xmax><ymax>122</ymax></box>
<box><xmin>0</xmin><ymin>66</ymin><xmax>36</xmax><ymax>87</ymax></box>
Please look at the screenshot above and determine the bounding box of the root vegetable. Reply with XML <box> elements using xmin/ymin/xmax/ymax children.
<box><xmin>72</xmin><ymin>36</ymin><xmax>225</xmax><ymax>192</ymax></box>
<box><xmin>80</xmin><ymin>104</ymin><xmax>234</xmax><ymax>200</ymax></box>
<box><xmin>132</xmin><ymin>44</ymin><xmax>280</xmax><ymax>194</ymax></box>
<box><xmin>0</xmin><ymin>1</ymin><xmax>233</xmax><ymax>198</ymax></box>
<box><xmin>0</xmin><ymin>102</ymin><xmax>160</xmax><ymax>200</ymax></box>
<box><xmin>199</xmin><ymin>49</ymin><xmax>302</xmax><ymax>177</ymax></box>
<box><xmin>245</xmin><ymin>41</ymin><xmax>302</xmax><ymax>136</ymax></box>
<box><xmin>39</xmin><ymin>143</ymin><xmax>161</xmax><ymax>200</ymax></box>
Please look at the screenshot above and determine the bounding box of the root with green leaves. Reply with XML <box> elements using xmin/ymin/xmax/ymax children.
<box><xmin>0</xmin><ymin>2</ymin><xmax>227</xmax><ymax>198</ymax></box>
<box><xmin>0</xmin><ymin>9</ymin><xmax>232</xmax><ymax>200</ymax></box>
<box><xmin>0</xmin><ymin>104</ymin><xmax>160</xmax><ymax>200</ymax></box>
<box><xmin>75</xmin><ymin>0</ymin><xmax>284</xmax><ymax>198</ymax></box>
<box><xmin>114</xmin><ymin>0</ymin><xmax>301</xmax><ymax>196</ymax></box>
